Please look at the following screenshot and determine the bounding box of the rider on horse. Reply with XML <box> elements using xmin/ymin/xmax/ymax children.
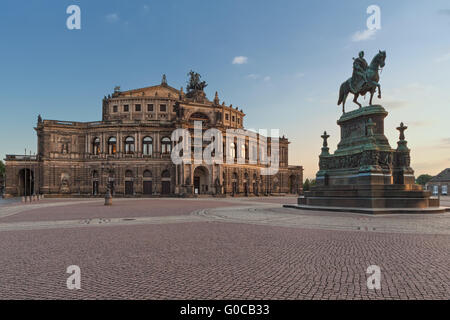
<box><xmin>351</xmin><ymin>51</ymin><xmax>368</xmax><ymax>93</ymax></box>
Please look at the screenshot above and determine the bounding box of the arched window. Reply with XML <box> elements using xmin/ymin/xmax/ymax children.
<box><xmin>241</xmin><ymin>144</ymin><xmax>246</xmax><ymax>160</ymax></box>
<box><xmin>125</xmin><ymin>137</ymin><xmax>135</xmax><ymax>154</ymax></box>
<box><xmin>189</xmin><ymin>112</ymin><xmax>210</xmax><ymax>123</ymax></box>
<box><xmin>143</xmin><ymin>170</ymin><xmax>152</xmax><ymax>178</ymax></box>
<box><xmin>161</xmin><ymin>170</ymin><xmax>170</xmax><ymax>178</ymax></box>
<box><xmin>108</xmin><ymin>137</ymin><xmax>117</xmax><ymax>154</ymax></box>
<box><xmin>92</xmin><ymin>137</ymin><xmax>100</xmax><ymax>155</ymax></box>
<box><xmin>125</xmin><ymin>170</ymin><xmax>134</xmax><ymax>178</ymax></box>
<box><xmin>230</xmin><ymin>143</ymin><xmax>236</xmax><ymax>159</ymax></box>
<box><xmin>161</xmin><ymin>137</ymin><xmax>172</xmax><ymax>154</ymax></box>
<box><xmin>143</xmin><ymin>137</ymin><xmax>153</xmax><ymax>156</ymax></box>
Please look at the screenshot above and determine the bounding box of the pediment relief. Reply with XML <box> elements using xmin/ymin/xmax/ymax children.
<box><xmin>120</xmin><ymin>85</ymin><xmax>179</xmax><ymax>98</ymax></box>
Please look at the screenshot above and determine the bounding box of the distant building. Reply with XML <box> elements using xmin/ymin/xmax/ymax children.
<box><xmin>4</xmin><ymin>74</ymin><xmax>303</xmax><ymax>197</ymax></box>
<box><xmin>426</xmin><ymin>168</ymin><xmax>449</xmax><ymax>195</ymax></box>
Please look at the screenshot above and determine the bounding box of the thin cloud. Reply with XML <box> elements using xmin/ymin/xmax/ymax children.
<box><xmin>438</xmin><ymin>9</ymin><xmax>450</xmax><ymax>15</ymax></box>
<box><xmin>232</xmin><ymin>56</ymin><xmax>248</xmax><ymax>65</ymax></box>
<box><xmin>246</xmin><ymin>74</ymin><xmax>270</xmax><ymax>82</ymax></box>
<box><xmin>383</xmin><ymin>100</ymin><xmax>408</xmax><ymax>109</ymax></box>
<box><xmin>295</xmin><ymin>72</ymin><xmax>305</xmax><ymax>78</ymax></box>
<box><xmin>408</xmin><ymin>121</ymin><xmax>432</xmax><ymax>127</ymax></box>
<box><xmin>246</xmin><ymin>74</ymin><xmax>260</xmax><ymax>79</ymax></box>
<box><xmin>351</xmin><ymin>28</ymin><xmax>377</xmax><ymax>42</ymax></box>
<box><xmin>436</xmin><ymin>52</ymin><xmax>450</xmax><ymax>63</ymax></box>
<box><xmin>106</xmin><ymin>13</ymin><xmax>119</xmax><ymax>23</ymax></box>
<box><xmin>441</xmin><ymin>138</ymin><xmax>450</xmax><ymax>147</ymax></box>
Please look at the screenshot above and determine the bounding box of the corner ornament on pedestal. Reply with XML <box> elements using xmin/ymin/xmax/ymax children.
<box><xmin>396</xmin><ymin>122</ymin><xmax>409</xmax><ymax>152</ymax></box>
<box><xmin>320</xmin><ymin>131</ymin><xmax>330</xmax><ymax>156</ymax></box>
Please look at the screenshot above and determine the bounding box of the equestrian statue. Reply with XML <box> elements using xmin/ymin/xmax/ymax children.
<box><xmin>337</xmin><ymin>50</ymin><xmax>386</xmax><ymax>113</ymax></box>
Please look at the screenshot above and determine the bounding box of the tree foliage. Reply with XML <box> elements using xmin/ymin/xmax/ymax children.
<box><xmin>416</xmin><ymin>174</ymin><xmax>433</xmax><ymax>186</ymax></box>
<box><xmin>303</xmin><ymin>178</ymin><xmax>310</xmax><ymax>191</ymax></box>
<box><xmin>0</xmin><ymin>160</ymin><xmax>5</xmax><ymax>176</ymax></box>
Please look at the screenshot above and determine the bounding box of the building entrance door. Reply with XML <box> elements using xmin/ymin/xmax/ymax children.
<box><xmin>232</xmin><ymin>182</ymin><xmax>237</xmax><ymax>195</ymax></box>
<box><xmin>194</xmin><ymin>176</ymin><xmax>200</xmax><ymax>194</ymax></box>
<box><xmin>161</xmin><ymin>181</ymin><xmax>170</xmax><ymax>195</ymax></box>
<box><xmin>92</xmin><ymin>181</ymin><xmax>99</xmax><ymax>195</ymax></box>
<box><xmin>108</xmin><ymin>180</ymin><xmax>115</xmax><ymax>195</ymax></box>
<box><xmin>125</xmin><ymin>181</ymin><xmax>133</xmax><ymax>195</ymax></box>
<box><xmin>253</xmin><ymin>183</ymin><xmax>258</xmax><ymax>195</ymax></box>
<box><xmin>18</xmin><ymin>169</ymin><xmax>34</xmax><ymax>196</ymax></box>
<box><xmin>143</xmin><ymin>181</ymin><xmax>152</xmax><ymax>195</ymax></box>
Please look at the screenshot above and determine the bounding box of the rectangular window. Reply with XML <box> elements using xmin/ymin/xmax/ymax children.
<box><xmin>160</xmin><ymin>104</ymin><xmax>167</xmax><ymax>112</ymax></box>
<box><xmin>237</xmin><ymin>118</ymin><xmax>240</xmax><ymax>124</ymax></box>
<box><xmin>225</xmin><ymin>114</ymin><xmax>229</xmax><ymax>120</ymax></box>
<box><xmin>113</xmin><ymin>105</ymin><xmax>118</xmax><ymax>113</ymax></box>
<box><xmin>135</xmin><ymin>104</ymin><xmax>141</xmax><ymax>112</ymax></box>
<box><xmin>147</xmin><ymin>104</ymin><xmax>154</xmax><ymax>112</ymax></box>
<box><xmin>124</xmin><ymin>105</ymin><xmax>129</xmax><ymax>112</ymax></box>
<box><xmin>232</xmin><ymin>116</ymin><xmax>235</xmax><ymax>122</ymax></box>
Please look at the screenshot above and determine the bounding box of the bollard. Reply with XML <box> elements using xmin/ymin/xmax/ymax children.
<box><xmin>104</xmin><ymin>190</ymin><xmax>112</xmax><ymax>206</ymax></box>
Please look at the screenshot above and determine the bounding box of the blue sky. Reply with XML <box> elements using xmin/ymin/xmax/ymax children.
<box><xmin>0</xmin><ymin>0</ymin><xmax>449</xmax><ymax>178</ymax></box>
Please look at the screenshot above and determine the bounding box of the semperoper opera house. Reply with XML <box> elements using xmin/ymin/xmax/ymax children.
<box><xmin>4</xmin><ymin>73</ymin><xmax>303</xmax><ymax>198</ymax></box>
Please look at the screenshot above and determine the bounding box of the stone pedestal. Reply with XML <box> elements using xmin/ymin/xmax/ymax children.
<box><xmin>300</xmin><ymin>105</ymin><xmax>440</xmax><ymax>212</ymax></box>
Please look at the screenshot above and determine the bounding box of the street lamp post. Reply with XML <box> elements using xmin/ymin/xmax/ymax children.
<box><xmin>29</xmin><ymin>150</ymin><xmax>32</xmax><ymax>201</ymax></box>
<box><xmin>24</xmin><ymin>148</ymin><xmax>27</xmax><ymax>202</ymax></box>
<box><xmin>33</xmin><ymin>152</ymin><xmax>36</xmax><ymax>199</ymax></box>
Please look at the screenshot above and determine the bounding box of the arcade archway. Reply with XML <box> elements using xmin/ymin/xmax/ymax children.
<box><xmin>289</xmin><ymin>175</ymin><xmax>297</xmax><ymax>194</ymax></box>
<box><xmin>18</xmin><ymin>169</ymin><xmax>34</xmax><ymax>196</ymax></box>
<box><xmin>193</xmin><ymin>166</ymin><xmax>209</xmax><ymax>194</ymax></box>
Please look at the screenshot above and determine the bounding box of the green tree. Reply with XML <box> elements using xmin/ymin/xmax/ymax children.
<box><xmin>416</xmin><ymin>174</ymin><xmax>433</xmax><ymax>186</ymax></box>
<box><xmin>0</xmin><ymin>160</ymin><xmax>5</xmax><ymax>176</ymax></box>
<box><xmin>303</xmin><ymin>178</ymin><xmax>310</xmax><ymax>191</ymax></box>
<box><xmin>310</xmin><ymin>179</ymin><xmax>316</xmax><ymax>186</ymax></box>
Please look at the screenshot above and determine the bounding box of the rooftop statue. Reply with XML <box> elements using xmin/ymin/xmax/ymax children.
<box><xmin>161</xmin><ymin>74</ymin><xmax>167</xmax><ymax>86</ymax></box>
<box><xmin>337</xmin><ymin>50</ymin><xmax>386</xmax><ymax>113</ymax></box>
<box><xmin>186</xmin><ymin>70</ymin><xmax>207</xmax><ymax>93</ymax></box>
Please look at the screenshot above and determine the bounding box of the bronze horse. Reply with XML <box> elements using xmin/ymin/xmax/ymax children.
<box><xmin>338</xmin><ymin>50</ymin><xmax>386</xmax><ymax>113</ymax></box>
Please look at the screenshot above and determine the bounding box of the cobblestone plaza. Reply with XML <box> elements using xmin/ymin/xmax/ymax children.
<box><xmin>0</xmin><ymin>196</ymin><xmax>448</xmax><ymax>300</ymax></box>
